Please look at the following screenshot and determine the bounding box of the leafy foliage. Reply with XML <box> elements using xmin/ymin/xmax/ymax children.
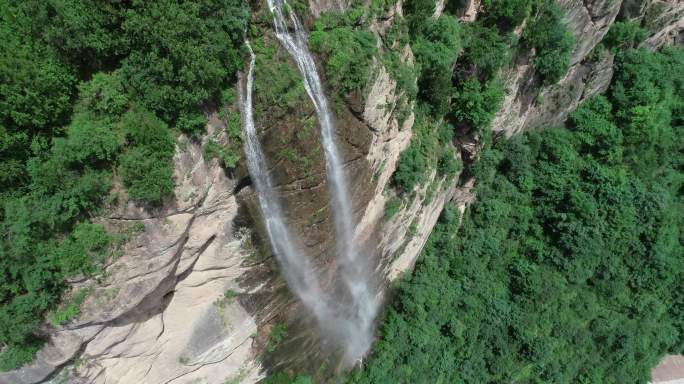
<box><xmin>309</xmin><ymin>10</ymin><xmax>378</xmax><ymax>95</ymax></box>
<box><xmin>204</xmin><ymin>138</ymin><xmax>240</xmax><ymax>170</ymax></box>
<box><xmin>118</xmin><ymin>108</ymin><xmax>175</xmax><ymax>204</ymax></box>
<box><xmin>121</xmin><ymin>0</ymin><xmax>248</xmax><ymax>124</ymax></box>
<box><xmin>450</xmin><ymin>78</ymin><xmax>504</xmax><ymax>132</ymax></box>
<box><xmin>393</xmin><ymin>114</ymin><xmax>458</xmax><ymax>193</ymax></box>
<box><xmin>411</xmin><ymin>16</ymin><xmax>461</xmax><ymax>116</ymax></box>
<box><xmin>354</xmin><ymin>47</ymin><xmax>684</xmax><ymax>383</ymax></box>
<box><xmin>49</xmin><ymin>288</ymin><xmax>93</xmax><ymax>326</ymax></box>
<box><xmin>459</xmin><ymin>22</ymin><xmax>511</xmax><ymax>80</ymax></box>
<box><xmin>76</xmin><ymin>72</ymin><xmax>130</xmax><ymax>118</ymax></box>
<box><xmin>448</xmin><ymin>20</ymin><xmax>509</xmax><ymax>135</ymax></box>
<box><xmin>384</xmin><ymin>197</ymin><xmax>403</xmax><ymax>220</ymax></box>
<box><xmin>403</xmin><ymin>0</ymin><xmax>436</xmax><ymax>23</ymax></box>
<box><xmin>252</xmin><ymin>38</ymin><xmax>308</xmax><ymax>117</ymax></box>
<box><xmin>603</xmin><ymin>21</ymin><xmax>649</xmax><ymax>52</ymax></box>
<box><xmin>267</xmin><ymin>323</ymin><xmax>289</xmax><ymax>353</ymax></box>
<box><xmin>480</xmin><ymin>0</ymin><xmax>532</xmax><ymax>30</ymax></box>
<box><xmin>523</xmin><ymin>1</ymin><xmax>575</xmax><ymax>84</ymax></box>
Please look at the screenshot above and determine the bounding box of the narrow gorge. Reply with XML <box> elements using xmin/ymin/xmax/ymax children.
<box><xmin>0</xmin><ymin>0</ymin><xmax>682</xmax><ymax>383</ymax></box>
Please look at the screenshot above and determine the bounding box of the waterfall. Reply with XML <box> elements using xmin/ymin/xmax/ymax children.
<box><xmin>241</xmin><ymin>39</ymin><xmax>375</xmax><ymax>363</ymax></box>
<box><xmin>265</xmin><ymin>0</ymin><xmax>378</xmax><ymax>362</ymax></box>
<box><xmin>239</xmin><ymin>40</ymin><xmax>336</xmax><ymax>325</ymax></box>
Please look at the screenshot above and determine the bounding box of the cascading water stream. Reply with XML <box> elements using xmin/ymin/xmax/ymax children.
<box><xmin>239</xmin><ymin>40</ymin><xmax>335</xmax><ymax>325</ymax></box>
<box><xmin>265</xmin><ymin>0</ymin><xmax>378</xmax><ymax>362</ymax></box>
<box><xmin>241</xmin><ymin>40</ymin><xmax>374</xmax><ymax>363</ymax></box>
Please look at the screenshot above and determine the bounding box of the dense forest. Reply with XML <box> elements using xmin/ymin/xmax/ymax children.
<box><xmin>0</xmin><ymin>0</ymin><xmax>247</xmax><ymax>370</ymax></box>
<box><xmin>351</xmin><ymin>38</ymin><xmax>684</xmax><ymax>384</ymax></box>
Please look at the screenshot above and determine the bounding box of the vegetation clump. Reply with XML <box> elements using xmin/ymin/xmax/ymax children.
<box><xmin>393</xmin><ymin>115</ymin><xmax>459</xmax><ymax>193</ymax></box>
<box><xmin>603</xmin><ymin>21</ymin><xmax>649</xmax><ymax>52</ymax></box>
<box><xmin>479</xmin><ymin>0</ymin><xmax>533</xmax><ymax>30</ymax></box>
<box><xmin>410</xmin><ymin>16</ymin><xmax>462</xmax><ymax>117</ymax></box>
<box><xmin>309</xmin><ymin>9</ymin><xmax>378</xmax><ymax>95</ymax></box>
<box><xmin>522</xmin><ymin>1</ymin><xmax>576</xmax><ymax>84</ymax></box>
<box><xmin>384</xmin><ymin>197</ymin><xmax>403</xmax><ymax>220</ymax></box>
<box><xmin>266</xmin><ymin>323</ymin><xmax>289</xmax><ymax>353</ymax></box>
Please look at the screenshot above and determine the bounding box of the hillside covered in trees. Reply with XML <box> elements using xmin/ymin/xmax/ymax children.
<box><xmin>259</xmin><ymin>0</ymin><xmax>684</xmax><ymax>381</ymax></box>
<box><xmin>0</xmin><ymin>0</ymin><xmax>247</xmax><ymax>370</ymax></box>
<box><xmin>351</xmin><ymin>42</ymin><xmax>684</xmax><ymax>384</ymax></box>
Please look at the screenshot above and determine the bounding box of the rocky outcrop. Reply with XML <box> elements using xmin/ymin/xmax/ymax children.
<box><xmin>309</xmin><ymin>0</ymin><xmax>350</xmax><ymax>17</ymax></box>
<box><xmin>456</xmin><ymin>0</ymin><xmax>480</xmax><ymax>21</ymax></box>
<box><xmin>651</xmin><ymin>355</ymin><xmax>684</xmax><ymax>383</ymax></box>
<box><xmin>491</xmin><ymin>0</ymin><xmax>684</xmax><ymax>136</ymax></box>
<box><xmin>0</xmin><ymin>124</ymin><xmax>268</xmax><ymax>384</ymax></box>
<box><xmin>638</xmin><ymin>1</ymin><xmax>684</xmax><ymax>48</ymax></box>
<box><xmin>356</xmin><ymin>57</ymin><xmax>471</xmax><ymax>282</ymax></box>
<box><xmin>560</xmin><ymin>0</ymin><xmax>623</xmax><ymax>65</ymax></box>
<box><xmin>491</xmin><ymin>48</ymin><xmax>614</xmax><ymax>136</ymax></box>
<box><xmin>491</xmin><ymin>0</ymin><xmax>620</xmax><ymax>136</ymax></box>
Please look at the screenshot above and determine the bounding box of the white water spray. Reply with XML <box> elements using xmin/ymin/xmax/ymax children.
<box><xmin>265</xmin><ymin>0</ymin><xmax>378</xmax><ymax>362</ymax></box>
<box><xmin>241</xmin><ymin>42</ymin><xmax>371</xmax><ymax>361</ymax></box>
<box><xmin>239</xmin><ymin>41</ymin><xmax>335</xmax><ymax>325</ymax></box>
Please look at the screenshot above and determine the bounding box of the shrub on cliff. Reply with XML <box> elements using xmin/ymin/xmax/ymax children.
<box><xmin>523</xmin><ymin>1</ymin><xmax>575</xmax><ymax>84</ymax></box>
<box><xmin>412</xmin><ymin>15</ymin><xmax>461</xmax><ymax>116</ymax></box>
<box><xmin>309</xmin><ymin>9</ymin><xmax>378</xmax><ymax>95</ymax></box>
<box><xmin>480</xmin><ymin>0</ymin><xmax>532</xmax><ymax>30</ymax></box>
<box><xmin>393</xmin><ymin>116</ymin><xmax>455</xmax><ymax>193</ymax></box>
<box><xmin>604</xmin><ymin>21</ymin><xmax>649</xmax><ymax>52</ymax></box>
<box><xmin>460</xmin><ymin>22</ymin><xmax>511</xmax><ymax>80</ymax></box>
<box><xmin>450</xmin><ymin>78</ymin><xmax>504</xmax><ymax>132</ymax></box>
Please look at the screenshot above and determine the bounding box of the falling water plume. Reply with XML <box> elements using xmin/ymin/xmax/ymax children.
<box><xmin>265</xmin><ymin>0</ymin><xmax>379</xmax><ymax>363</ymax></box>
<box><xmin>239</xmin><ymin>40</ymin><xmax>335</xmax><ymax>326</ymax></box>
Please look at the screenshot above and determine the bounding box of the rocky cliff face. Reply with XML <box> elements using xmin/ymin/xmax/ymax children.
<box><xmin>490</xmin><ymin>0</ymin><xmax>621</xmax><ymax>136</ymax></box>
<box><xmin>1</xmin><ymin>121</ymin><xmax>265</xmax><ymax>384</ymax></box>
<box><xmin>2</xmin><ymin>1</ymin><xmax>682</xmax><ymax>383</ymax></box>
<box><xmin>490</xmin><ymin>0</ymin><xmax>683</xmax><ymax>137</ymax></box>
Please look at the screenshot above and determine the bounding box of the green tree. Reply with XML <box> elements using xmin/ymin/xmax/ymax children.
<box><xmin>309</xmin><ymin>10</ymin><xmax>378</xmax><ymax>95</ymax></box>
<box><xmin>603</xmin><ymin>21</ymin><xmax>648</xmax><ymax>52</ymax></box>
<box><xmin>450</xmin><ymin>78</ymin><xmax>504</xmax><ymax>132</ymax></box>
<box><xmin>121</xmin><ymin>0</ymin><xmax>248</xmax><ymax>124</ymax></box>
<box><xmin>0</xmin><ymin>25</ymin><xmax>76</xmax><ymax>132</ymax></box>
<box><xmin>480</xmin><ymin>0</ymin><xmax>532</xmax><ymax>30</ymax></box>
<box><xmin>393</xmin><ymin>115</ymin><xmax>455</xmax><ymax>192</ymax></box>
<box><xmin>118</xmin><ymin>108</ymin><xmax>175</xmax><ymax>204</ymax></box>
<box><xmin>460</xmin><ymin>22</ymin><xmax>511</xmax><ymax>79</ymax></box>
<box><xmin>412</xmin><ymin>16</ymin><xmax>461</xmax><ymax>116</ymax></box>
<box><xmin>523</xmin><ymin>1</ymin><xmax>575</xmax><ymax>84</ymax></box>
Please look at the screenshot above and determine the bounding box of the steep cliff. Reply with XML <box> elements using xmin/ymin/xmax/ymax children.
<box><xmin>2</xmin><ymin>0</ymin><xmax>682</xmax><ymax>383</ymax></box>
<box><xmin>490</xmin><ymin>0</ymin><xmax>683</xmax><ymax>136</ymax></box>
